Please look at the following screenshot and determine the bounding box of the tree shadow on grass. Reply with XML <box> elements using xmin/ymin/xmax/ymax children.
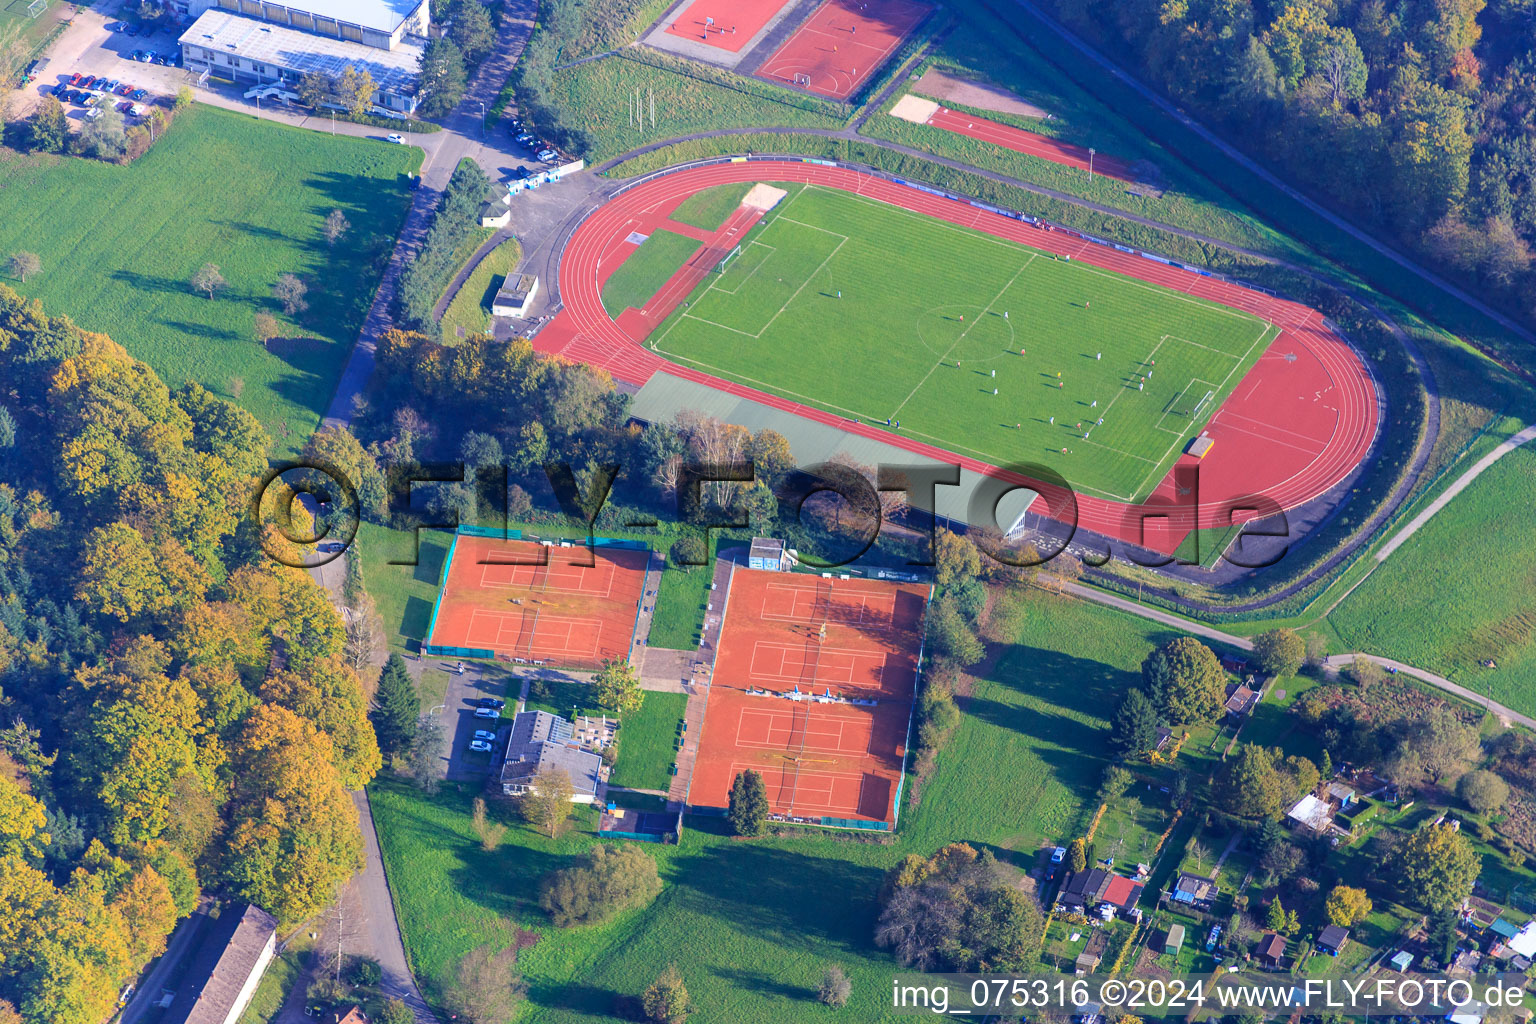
<box><xmin>400</xmin><ymin>595</ymin><xmax>433</xmax><ymax>645</ymax></box>
<box><xmin>209</xmin><ymin>218</ymin><xmax>297</xmax><ymax>246</ymax></box>
<box><xmin>710</xmin><ymin>965</ymin><xmax>817</xmax><ymax>1002</ymax></box>
<box><xmin>665</xmin><ymin>841</ymin><xmax>885</xmax><ymax>950</ymax></box>
<box><xmin>264</xmin><ymin>334</ymin><xmax>336</xmax><ymax>370</ymax></box>
<box><xmin>158</xmin><ymin>318</ymin><xmax>244</xmax><ymax>342</ymax></box>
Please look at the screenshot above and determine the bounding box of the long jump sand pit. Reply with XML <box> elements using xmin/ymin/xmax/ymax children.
<box><xmin>690</xmin><ymin>570</ymin><xmax>930</xmax><ymax>826</ymax></box>
<box><xmin>425</xmin><ymin>535</ymin><xmax>649</xmax><ymax>669</ymax></box>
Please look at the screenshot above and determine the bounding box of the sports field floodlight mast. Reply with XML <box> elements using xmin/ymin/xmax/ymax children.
<box><xmin>1088</xmin><ymin>147</ymin><xmax>1096</xmax><ymax>179</ymax></box>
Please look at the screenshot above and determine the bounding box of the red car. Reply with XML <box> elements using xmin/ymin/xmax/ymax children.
<box><xmin>117</xmin><ymin>100</ymin><xmax>132</xmax><ymax>113</ymax></box>
<box><xmin>117</xmin><ymin>83</ymin><xmax>133</xmax><ymax>95</ymax></box>
<box><xmin>68</xmin><ymin>71</ymin><xmax>81</xmax><ymax>85</ymax></box>
<box><xmin>79</xmin><ymin>74</ymin><xmax>95</xmax><ymax>89</ymax></box>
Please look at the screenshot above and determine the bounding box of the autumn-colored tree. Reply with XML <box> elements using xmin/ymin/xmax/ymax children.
<box><xmin>1325</xmin><ymin>884</ymin><xmax>1373</xmax><ymax>927</ymax></box>
<box><xmin>220</xmin><ymin>705</ymin><xmax>363</xmax><ymax>921</ymax></box>
<box><xmin>592</xmin><ymin>658</ymin><xmax>644</xmax><ymax>715</ymax></box>
<box><xmin>0</xmin><ymin>772</ymin><xmax>48</xmax><ymax>858</ymax></box>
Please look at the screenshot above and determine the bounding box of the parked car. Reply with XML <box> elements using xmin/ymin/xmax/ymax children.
<box><xmin>468</xmin><ymin>739</ymin><xmax>493</xmax><ymax>753</ymax></box>
<box><xmin>536</xmin><ymin>149</ymin><xmax>558</xmax><ymax>162</ymax></box>
<box><xmin>473</xmin><ymin>730</ymin><xmax>497</xmax><ymax>742</ymax></box>
<box><xmin>386</xmin><ymin>133</ymin><xmax>404</xmax><ymax>144</ymax></box>
<box><xmin>117</xmin><ymin>100</ymin><xmax>132</xmax><ymax>113</ymax></box>
<box><xmin>103</xmin><ymin>79</ymin><xmax>119</xmax><ymax>91</ymax></box>
<box><xmin>477</xmin><ymin>697</ymin><xmax>506</xmax><ymax>710</ymax></box>
<box><xmin>125</xmin><ymin>21</ymin><xmax>140</xmax><ymax>34</ymax></box>
<box><xmin>85</xmin><ymin>107</ymin><xmax>102</xmax><ymax>121</ymax></box>
<box><xmin>131</xmin><ymin>88</ymin><xmax>147</xmax><ymax>100</ymax></box>
<box><xmin>68</xmin><ymin>71</ymin><xmax>80</xmax><ymax>84</ymax></box>
<box><xmin>79</xmin><ymin>74</ymin><xmax>95</xmax><ymax>88</ymax></box>
<box><xmin>139</xmin><ymin>50</ymin><xmax>156</xmax><ymax>62</ymax></box>
<box><xmin>1050</xmin><ymin>846</ymin><xmax>1066</xmax><ymax>863</ymax></box>
<box><xmin>473</xmin><ymin>707</ymin><xmax>499</xmax><ymax>720</ymax></box>
<box><xmin>512</xmin><ymin>165</ymin><xmax>532</xmax><ymax>179</ymax></box>
<box><xmin>151</xmin><ymin>56</ymin><xmax>166</xmax><ymax>65</ymax></box>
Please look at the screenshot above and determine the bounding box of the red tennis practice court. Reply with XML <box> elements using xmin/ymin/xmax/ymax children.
<box><xmin>425</xmin><ymin>536</ymin><xmax>649</xmax><ymax>670</ymax></box>
<box><xmin>756</xmin><ymin>0</ymin><xmax>932</xmax><ymax>100</ymax></box>
<box><xmin>664</xmin><ymin>0</ymin><xmax>794</xmax><ymax>52</ymax></box>
<box><xmin>691</xmin><ymin>570</ymin><xmax>929</xmax><ymax>827</ymax></box>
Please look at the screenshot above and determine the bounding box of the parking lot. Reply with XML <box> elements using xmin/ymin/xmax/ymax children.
<box><xmin>10</xmin><ymin>0</ymin><xmax>194</xmax><ymax>121</ymax></box>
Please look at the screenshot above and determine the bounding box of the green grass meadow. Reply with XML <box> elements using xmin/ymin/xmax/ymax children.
<box><xmin>0</xmin><ymin>106</ymin><xmax>418</xmax><ymax>454</ymax></box>
<box><xmin>669</xmin><ymin>183</ymin><xmax>754</xmax><ymax>231</ymax></box>
<box><xmin>440</xmin><ymin>238</ymin><xmax>522</xmax><ymax>342</ymax></box>
<box><xmin>370</xmin><ymin>586</ymin><xmax>1190</xmax><ymax>1021</ymax></box>
<box><xmin>1329</xmin><ymin>443</ymin><xmax>1536</xmax><ymax>716</ymax></box>
<box><xmin>648</xmin><ymin>183</ymin><xmax>1275</xmax><ymax>501</ymax></box>
<box><xmin>600</xmin><ymin>228</ymin><xmax>703</xmax><ymax>317</ymax></box>
<box><xmin>609</xmin><ymin>691</ymin><xmax>687</xmax><ymax>791</ymax></box>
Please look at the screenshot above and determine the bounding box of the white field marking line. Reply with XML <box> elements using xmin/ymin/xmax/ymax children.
<box><xmin>1205</xmin><ymin>417</ymin><xmax>1326</xmax><ymax>457</ymax></box>
<box><xmin>815</xmin><ymin>185</ymin><xmax>1273</xmax><ymax>327</ymax></box>
<box><xmin>648</xmin><ymin>192</ymin><xmax>1275</xmax><ymax>494</ymax></box>
<box><xmin>890</xmin><ymin>254</ymin><xmax>1036</xmax><ymax>420</ymax></box>
<box><xmin>659</xmin><ymin>224</ymin><xmax>849</xmax><ymax>340</ymax></box>
<box><xmin>476</xmin><ymin>562</ymin><xmax>617</xmax><ymax>599</ymax></box>
<box><xmin>1124</xmin><ymin>322</ymin><xmax>1280</xmax><ymax>501</ymax></box>
<box><xmin>710</xmin><ymin>240</ymin><xmax>776</xmax><ymax>295</ymax></box>
<box><xmin>1152</xmin><ymin>380</ymin><xmax>1220</xmax><ymax>436</ymax></box>
<box><xmin>1217</xmin><ymin>409</ymin><xmax>1333</xmax><ymax>447</ymax></box>
<box><xmin>646</xmin><ymin>185</ymin><xmax>811</xmax><ymax>347</ymax></box>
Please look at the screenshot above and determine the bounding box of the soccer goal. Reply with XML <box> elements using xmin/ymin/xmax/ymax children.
<box><xmin>1189</xmin><ymin>389</ymin><xmax>1216</xmax><ymax>421</ymax></box>
<box><xmin>714</xmin><ymin>243</ymin><xmax>742</xmax><ymax>274</ymax></box>
<box><xmin>26</xmin><ymin>0</ymin><xmax>46</xmax><ymax>19</ymax></box>
<box><xmin>793</xmin><ymin>73</ymin><xmax>812</xmax><ymax>87</ymax></box>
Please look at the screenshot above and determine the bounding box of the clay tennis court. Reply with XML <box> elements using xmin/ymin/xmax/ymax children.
<box><xmin>425</xmin><ymin>536</ymin><xmax>649</xmax><ymax>669</ymax></box>
<box><xmin>664</xmin><ymin>0</ymin><xmax>794</xmax><ymax>52</ymax></box>
<box><xmin>756</xmin><ymin>0</ymin><xmax>933</xmax><ymax>100</ymax></box>
<box><xmin>690</xmin><ymin>570</ymin><xmax>929</xmax><ymax>826</ymax></box>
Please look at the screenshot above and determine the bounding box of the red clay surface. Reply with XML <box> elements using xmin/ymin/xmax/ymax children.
<box><xmin>756</xmin><ymin>0</ymin><xmax>932</xmax><ymax>100</ymax></box>
<box><xmin>426</xmin><ymin>537</ymin><xmax>648</xmax><ymax>669</ymax></box>
<box><xmin>604</xmin><ymin>205</ymin><xmax>766</xmax><ymax>340</ymax></box>
<box><xmin>664</xmin><ymin>0</ymin><xmax>794</xmax><ymax>53</ymax></box>
<box><xmin>535</xmin><ymin>161</ymin><xmax>1380</xmax><ymax>557</ymax></box>
<box><xmin>690</xmin><ymin>570</ymin><xmax>927</xmax><ymax>824</ymax></box>
<box><xmin>925</xmin><ymin>105</ymin><xmax>1141</xmax><ymax>184</ymax></box>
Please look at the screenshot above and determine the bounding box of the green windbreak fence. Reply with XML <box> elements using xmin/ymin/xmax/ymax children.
<box><xmin>422</xmin><ymin>644</ymin><xmax>495</xmax><ymax>659</ymax></box>
<box><xmin>819</xmin><ymin>817</ymin><xmax>890</xmax><ymax>831</ymax></box>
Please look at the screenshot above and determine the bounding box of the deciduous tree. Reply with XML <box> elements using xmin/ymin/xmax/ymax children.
<box><xmin>642</xmin><ymin>965</ymin><xmax>691</xmax><ymax>1024</ymax></box>
<box><xmin>728</xmin><ymin>769</ymin><xmax>769</xmax><ymax>836</ymax></box>
<box><xmin>190</xmin><ymin>263</ymin><xmax>225</xmax><ymax>299</ymax></box>
<box><xmin>6</xmin><ymin>251</ymin><xmax>40</xmax><ymax>283</ymax></box>
<box><xmin>1142</xmin><ymin>637</ymin><xmax>1224</xmax><ymax>724</ymax></box>
<box><xmin>1397</xmin><ymin>822</ymin><xmax>1479</xmax><ymax>911</ymax></box>
<box><xmin>592</xmin><ymin>657</ymin><xmax>643</xmax><ymax>715</ymax></box>
<box><xmin>1325</xmin><ymin>884</ymin><xmax>1372</xmax><ymax>927</ymax></box>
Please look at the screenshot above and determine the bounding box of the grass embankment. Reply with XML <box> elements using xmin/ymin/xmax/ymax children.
<box><xmin>440</xmin><ymin>238</ymin><xmax>522</xmax><ymax>342</ymax></box>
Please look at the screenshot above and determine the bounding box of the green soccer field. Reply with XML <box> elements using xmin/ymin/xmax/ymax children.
<box><xmin>647</xmin><ymin>184</ymin><xmax>1279</xmax><ymax>502</ymax></box>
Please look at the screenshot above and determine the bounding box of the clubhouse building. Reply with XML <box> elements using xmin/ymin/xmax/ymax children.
<box><xmin>177</xmin><ymin>0</ymin><xmax>426</xmax><ymax>115</ymax></box>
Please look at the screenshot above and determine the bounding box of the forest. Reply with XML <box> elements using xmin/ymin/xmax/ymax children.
<box><xmin>1037</xmin><ymin>0</ymin><xmax>1536</xmax><ymax>327</ymax></box>
<box><xmin>0</xmin><ymin>285</ymin><xmax>375</xmax><ymax>1024</ymax></box>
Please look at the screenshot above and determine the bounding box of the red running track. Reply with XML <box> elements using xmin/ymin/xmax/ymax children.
<box><xmin>925</xmin><ymin>105</ymin><xmax>1141</xmax><ymax>184</ymax></box>
<box><xmin>535</xmin><ymin>162</ymin><xmax>1379</xmax><ymax>555</ymax></box>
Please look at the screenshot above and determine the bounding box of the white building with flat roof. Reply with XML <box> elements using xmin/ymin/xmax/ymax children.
<box><xmin>175</xmin><ymin>0</ymin><xmax>427</xmax><ymax>49</ymax></box>
<box><xmin>179</xmin><ymin>8</ymin><xmax>423</xmax><ymax>113</ymax></box>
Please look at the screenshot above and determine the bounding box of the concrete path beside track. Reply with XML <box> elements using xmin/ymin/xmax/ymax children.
<box><xmin>1374</xmin><ymin>423</ymin><xmax>1536</xmax><ymax>561</ymax></box>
